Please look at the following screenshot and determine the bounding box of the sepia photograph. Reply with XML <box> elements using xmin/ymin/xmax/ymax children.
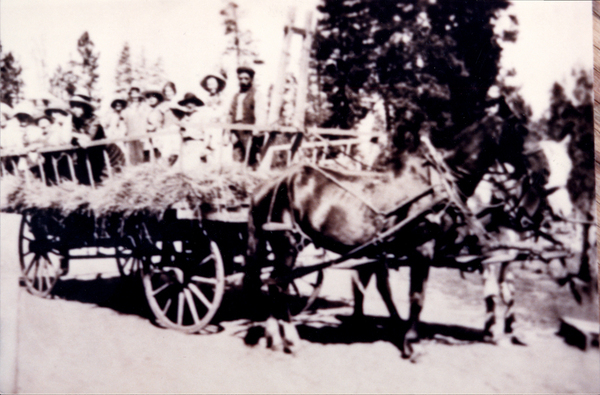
<box><xmin>0</xmin><ymin>0</ymin><xmax>597</xmax><ymax>393</ymax></box>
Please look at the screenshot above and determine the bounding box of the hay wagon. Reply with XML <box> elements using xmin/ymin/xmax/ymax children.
<box><xmin>4</xmin><ymin>152</ymin><xmax>332</xmax><ymax>333</ymax></box>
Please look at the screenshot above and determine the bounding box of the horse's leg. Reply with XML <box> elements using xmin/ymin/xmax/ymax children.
<box><xmin>482</xmin><ymin>263</ymin><xmax>501</xmax><ymax>342</ymax></box>
<box><xmin>498</xmin><ymin>262</ymin><xmax>525</xmax><ymax>345</ymax></box>
<box><xmin>374</xmin><ymin>263</ymin><xmax>400</xmax><ymax>320</ymax></box>
<box><xmin>352</xmin><ymin>267</ymin><xmax>373</xmax><ymax>318</ymax></box>
<box><xmin>406</xmin><ymin>262</ymin><xmax>430</xmax><ymax>342</ymax></box>
<box><xmin>265</xmin><ymin>231</ymin><xmax>301</xmax><ymax>353</ymax></box>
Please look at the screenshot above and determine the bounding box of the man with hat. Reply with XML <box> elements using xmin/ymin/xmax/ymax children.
<box><xmin>228</xmin><ymin>65</ymin><xmax>265</xmax><ymax>167</ymax></box>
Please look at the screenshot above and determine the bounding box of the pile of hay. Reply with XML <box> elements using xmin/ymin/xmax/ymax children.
<box><xmin>1</xmin><ymin>163</ymin><xmax>271</xmax><ymax>219</ymax></box>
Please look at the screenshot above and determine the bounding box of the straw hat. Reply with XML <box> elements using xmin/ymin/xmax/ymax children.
<box><xmin>13</xmin><ymin>101</ymin><xmax>39</xmax><ymax>122</ymax></box>
<box><xmin>200</xmin><ymin>71</ymin><xmax>227</xmax><ymax>93</ymax></box>
<box><xmin>44</xmin><ymin>98</ymin><xmax>70</xmax><ymax>117</ymax></box>
<box><xmin>69</xmin><ymin>92</ymin><xmax>95</xmax><ymax>113</ymax></box>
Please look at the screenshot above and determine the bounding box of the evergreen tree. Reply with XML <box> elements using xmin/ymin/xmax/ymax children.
<box><xmin>313</xmin><ymin>0</ymin><xmax>517</xmax><ymax>151</ymax></box>
<box><xmin>220</xmin><ymin>1</ymin><xmax>260</xmax><ymax>67</ymax></box>
<box><xmin>49</xmin><ymin>65</ymin><xmax>78</xmax><ymax>100</ymax></box>
<box><xmin>0</xmin><ymin>43</ymin><xmax>24</xmax><ymax>106</ymax></box>
<box><xmin>71</xmin><ymin>31</ymin><xmax>100</xmax><ymax>97</ymax></box>
<box><xmin>115</xmin><ymin>42</ymin><xmax>133</xmax><ymax>94</ymax></box>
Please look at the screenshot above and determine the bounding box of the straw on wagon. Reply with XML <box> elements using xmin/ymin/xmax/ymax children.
<box><xmin>1</xmin><ymin>163</ymin><xmax>271</xmax><ymax>219</ymax></box>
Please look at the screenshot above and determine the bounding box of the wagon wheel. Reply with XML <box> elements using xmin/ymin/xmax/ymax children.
<box><xmin>141</xmin><ymin>233</ymin><xmax>225</xmax><ymax>333</ymax></box>
<box><xmin>19</xmin><ymin>211</ymin><xmax>64</xmax><ymax>297</ymax></box>
<box><xmin>288</xmin><ymin>269</ymin><xmax>324</xmax><ymax>315</ymax></box>
<box><xmin>115</xmin><ymin>236</ymin><xmax>142</xmax><ymax>278</ymax></box>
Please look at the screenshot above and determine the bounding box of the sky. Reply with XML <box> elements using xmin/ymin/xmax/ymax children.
<box><xmin>0</xmin><ymin>0</ymin><xmax>593</xmax><ymax>119</ymax></box>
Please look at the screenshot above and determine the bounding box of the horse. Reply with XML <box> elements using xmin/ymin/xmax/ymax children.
<box><xmin>243</xmin><ymin>114</ymin><xmax>576</xmax><ymax>356</ymax></box>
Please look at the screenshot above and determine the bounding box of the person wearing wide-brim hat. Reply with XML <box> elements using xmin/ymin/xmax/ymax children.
<box><xmin>103</xmin><ymin>97</ymin><xmax>129</xmax><ymax>158</ymax></box>
<box><xmin>144</xmin><ymin>89</ymin><xmax>164</xmax><ymax>104</ymax></box>
<box><xmin>178</xmin><ymin>93</ymin><xmax>205</xmax><ymax>108</ymax></box>
<box><xmin>110</xmin><ymin>98</ymin><xmax>128</xmax><ymax>110</ymax></box>
<box><xmin>201</xmin><ymin>71</ymin><xmax>229</xmax><ymax>169</ymax></box>
<box><xmin>175</xmin><ymin>93</ymin><xmax>208</xmax><ymax>173</ymax></box>
<box><xmin>200</xmin><ymin>72</ymin><xmax>227</xmax><ymax>95</ymax></box>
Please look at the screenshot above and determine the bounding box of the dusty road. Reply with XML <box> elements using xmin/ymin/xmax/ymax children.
<box><xmin>1</xmin><ymin>213</ymin><xmax>599</xmax><ymax>393</ymax></box>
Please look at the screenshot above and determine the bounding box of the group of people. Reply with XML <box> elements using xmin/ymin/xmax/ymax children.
<box><xmin>0</xmin><ymin>65</ymin><xmax>266</xmax><ymax>185</ymax></box>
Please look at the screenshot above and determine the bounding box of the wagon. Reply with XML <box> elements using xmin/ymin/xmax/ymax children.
<box><xmin>11</xmin><ymin>166</ymin><xmax>325</xmax><ymax>333</ymax></box>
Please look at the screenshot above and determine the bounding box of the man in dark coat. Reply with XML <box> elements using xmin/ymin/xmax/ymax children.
<box><xmin>228</xmin><ymin>66</ymin><xmax>264</xmax><ymax>166</ymax></box>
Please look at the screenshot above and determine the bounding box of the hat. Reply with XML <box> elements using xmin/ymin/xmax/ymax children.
<box><xmin>143</xmin><ymin>89</ymin><xmax>164</xmax><ymax>103</ymax></box>
<box><xmin>178</xmin><ymin>93</ymin><xmax>204</xmax><ymax>107</ymax></box>
<box><xmin>36</xmin><ymin>115</ymin><xmax>53</xmax><ymax>125</ymax></box>
<box><xmin>110</xmin><ymin>98</ymin><xmax>128</xmax><ymax>109</ymax></box>
<box><xmin>44</xmin><ymin>98</ymin><xmax>70</xmax><ymax>117</ymax></box>
<box><xmin>236</xmin><ymin>66</ymin><xmax>255</xmax><ymax>78</ymax></box>
<box><xmin>13</xmin><ymin>101</ymin><xmax>39</xmax><ymax>120</ymax></box>
<box><xmin>170</xmin><ymin>104</ymin><xmax>192</xmax><ymax>119</ymax></box>
<box><xmin>200</xmin><ymin>72</ymin><xmax>227</xmax><ymax>93</ymax></box>
<box><xmin>69</xmin><ymin>92</ymin><xmax>95</xmax><ymax>113</ymax></box>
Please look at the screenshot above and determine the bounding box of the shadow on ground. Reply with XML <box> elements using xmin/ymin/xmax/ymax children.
<box><xmin>47</xmin><ymin>276</ymin><xmax>488</xmax><ymax>353</ymax></box>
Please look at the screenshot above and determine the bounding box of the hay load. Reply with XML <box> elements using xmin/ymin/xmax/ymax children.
<box><xmin>1</xmin><ymin>164</ymin><xmax>271</xmax><ymax>219</ymax></box>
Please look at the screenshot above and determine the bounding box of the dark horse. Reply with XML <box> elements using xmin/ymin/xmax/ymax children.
<box><xmin>244</xmin><ymin>114</ymin><xmax>571</xmax><ymax>356</ymax></box>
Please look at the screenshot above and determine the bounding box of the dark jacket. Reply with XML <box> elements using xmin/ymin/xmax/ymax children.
<box><xmin>229</xmin><ymin>86</ymin><xmax>256</xmax><ymax>125</ymax></box>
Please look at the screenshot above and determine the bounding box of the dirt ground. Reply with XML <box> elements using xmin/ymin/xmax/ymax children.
<box><xmin>1</xmin><ymin>212</ymin><xmax>599</xmax><ymax>394</ymax></box>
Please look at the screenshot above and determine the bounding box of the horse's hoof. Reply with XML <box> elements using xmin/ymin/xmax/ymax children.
<box><xmin>244</xmin><ymin>325</ymin><xmax>264</xmax><ymax>346</ymax></box>
<box><xmin>510</xmin><ymin>334</ymin><xmax>527</xmax><ymax>346</ymax></box>
<box><xmin>281</xmin><ymin>321</ymin><xmax>301</xmax><ymax>351</ymax></box>
<box><xmin>401</xmin><ymin>341</ymin><xmax>413</xmax><ymax>359</ymax></box>
<box><xmin>265</xmin><ymin>318</ymin><xmax>283</xmax><ymax>351</ymax></box>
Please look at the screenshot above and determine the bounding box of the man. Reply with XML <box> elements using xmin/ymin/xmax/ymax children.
<box><xmin>228</xmin><ymin>66</ymin><xmax>264</xmax><ymax>167</ymax></box>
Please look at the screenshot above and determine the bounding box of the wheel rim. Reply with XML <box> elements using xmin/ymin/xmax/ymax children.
<box><xmin>142</xmin><ymin>237</ymin><xmax>225</xmax><ymax>333</ymax></box>
<box><xmin>19</xmin><ymin>212</ymin><xmax>63</xmax><ymax>297</ymax></box>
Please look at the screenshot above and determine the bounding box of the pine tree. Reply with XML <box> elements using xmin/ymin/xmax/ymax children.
<box><xmin>220</xmin><ymin>1</ymin><xmax>259</xmax><ymax>67</ymax></box>
<box><xmin>71</xmin><ymin>31</ymin><xmax>100</xmax><ymax>97</ymax></box>
<box><xmin>312</xmin><ymin>0</ymin><xmax>517</xmax><ymax>150</ymax></box>
<box><xmin>49</xmin><ymin>65</ymin><xmax>78</xmax><ymax>101</ymax></box>
<box><xmin>0</xmin><ymin>43</ymin><xmax>24</xmax><ymax>106</ymax></box>
<box><xmin>115</xmin><ymin>42</ymin><xmax>133</xmax><ymax>94</ymax></box>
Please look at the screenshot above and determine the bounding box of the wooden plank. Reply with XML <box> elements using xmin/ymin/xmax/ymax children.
<box><xmin>267</xmin><ymin>8</ymin><xmax>295</xmax><ymax>125</ymax></box>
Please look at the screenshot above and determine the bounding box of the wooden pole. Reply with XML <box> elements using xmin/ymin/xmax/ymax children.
<box><xmin>52</xmin><ymin>156</ymin><xmax>60</xmax><ymax>184</ymax></box>
<box><xmin>66</xmin><ymin>154</ymin><xmax>76</xmax><ymax>182</ymax></box>
<box><xmin>267</xmin><ymin>8</ymin><xmax>295</xmax><ymax>126</ymax></box>
<box><xmin>293</xmin><ymin>11</ymin><xmax>313</xmax><ymax>129</ymax></box>
<box><xmin>102</xmin><ymin>149</ymin><xmax>113</xmax><ymax>179</ymax></box>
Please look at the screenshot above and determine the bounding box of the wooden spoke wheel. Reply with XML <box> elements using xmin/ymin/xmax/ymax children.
<box><xmin>115</xmin><ymin>236</ymin><xmax>142</xmax><ymax>278</ymax></box>
<box><xmin>19</xmin><ymin>211</ymin><xmax>64</xmax><ymax>297</ymax></box>
<box><xmin>288</xmin><ymin>269</ymin><xmax>324</xmax><ymax>315</ymax></box>
<box><xmin>141</xmin><ymin>232</ymin><xmax>225</xmax><ymax>333</ymax></box>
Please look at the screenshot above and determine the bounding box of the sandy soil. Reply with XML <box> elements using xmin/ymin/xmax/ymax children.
<box><xmin>1</xmin><ymin>213</ymin><xmax>599</xmax><ymax>394</ymax></box>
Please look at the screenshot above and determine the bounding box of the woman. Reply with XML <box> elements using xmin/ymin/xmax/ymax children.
<box><xmin>176</xmin><ymin>92</ymin><xmax>206</xmax><ymax>173</ymax></box>
<box><xmin>152</xmin><ymin>82</ymin><xmax>181</xmax><ymax>165</ymax></box>
<box><xmin>144</xmin><ymin>89</ymin><xmax>165</xmax><ymax>161</ymax></box>
<box><xmin>200</xmin><ymin>72</ymin><xmax>229</xmax><ymax>168</ymax></box>
<box><xmin>69</xmin><ymin>93</ymin><xmax>125</xmax><ymax>184</ymax></box>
